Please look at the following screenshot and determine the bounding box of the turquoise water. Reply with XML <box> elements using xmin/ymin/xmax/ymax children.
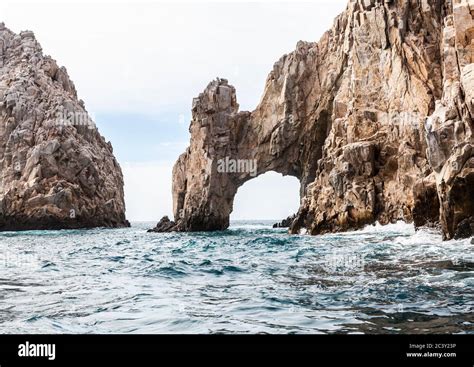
<box><xmin>0</xmin><ymin>221</ymin><xmax>472</xmax><ymax>334</ymax></box>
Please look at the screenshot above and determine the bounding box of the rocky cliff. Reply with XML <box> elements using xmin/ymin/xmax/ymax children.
<box><xmin>0</xmin><ymin>24</ymin><xmax>129</xmax><ymax>230</ymax></box>
<box><xmin>152</xmin><ymin>0</ymin><xmax>473</xmax><ymax>240</ymax></box>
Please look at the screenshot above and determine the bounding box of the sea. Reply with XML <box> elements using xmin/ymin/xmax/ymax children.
<box><xmin>0</xmin><ymin>221</ymin><xmax>472</xmax><ymax>334</ymax></box>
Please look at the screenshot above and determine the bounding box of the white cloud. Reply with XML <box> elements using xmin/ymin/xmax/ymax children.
<box><xmin>2</xmin><ymin>1</ymin><xmax>347</xmax><ymax>115</ymax></box>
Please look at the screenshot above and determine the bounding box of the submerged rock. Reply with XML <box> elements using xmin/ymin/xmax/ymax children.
<box><xmin>0</xmin><ymin>25</ymin><xmax>129</xmax><ymax>230</ymax></box>
<box><xmin>157</xmin><ymin>0</ymin><xmax>473</xmax><ymax>240</ymax></box>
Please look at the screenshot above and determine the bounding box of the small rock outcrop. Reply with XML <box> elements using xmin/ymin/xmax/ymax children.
<box><xmin>153</xmin><ymin>0</ymin><xmax>473</xmax><ymax>240</ymax></box>
<box><xmin>273</xmin><ymin>215</ymin><xmax>297</xmax><ymax>229</ymax></box>
<box><xmin>0</xmin><ymin>24</ymin><xmax>129</xmax><ymax>230</ymax></box>
<box><xmin>148</xmin><ymin>216</ymin><xmax>178</xmax><ymax>233</ymax></box>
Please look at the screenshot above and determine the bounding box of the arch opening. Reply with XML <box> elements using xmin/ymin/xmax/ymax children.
<box><xmin>230</xmin><ymin>171</ymin><xmax>300</xmax><ymax>221</ymax></box>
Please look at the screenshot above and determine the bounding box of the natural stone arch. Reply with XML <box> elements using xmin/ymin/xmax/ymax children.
<box><xmin>169</xmin><ymin>74</ymin><xmax>330</xmax><ymax>232</ymax></box>
<box><xmin>161</xmin><ymin>40</ymin><xmax>337</xmax><ymax>234</ymax></box>
<box><xmin>151</xmin><ymin>0</ymin><xmax>474</xmax><ymax>240</ymax></box>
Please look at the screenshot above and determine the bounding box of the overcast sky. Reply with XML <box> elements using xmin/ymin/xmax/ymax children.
<box><xmin>2</xmin><ymin>0</ymin><xmax>347</xmax><ymax>221</ymax></box>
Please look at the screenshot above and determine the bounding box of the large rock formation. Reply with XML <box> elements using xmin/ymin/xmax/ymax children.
<box><xmin>0</xmin><ymin>24</ymin><xmax>129</xmax><ymax>230</ymax></box>
<box><xmin>152</xmin><ymin>0</ymin><xmax>473</xmax><ymax>240</ymax></box>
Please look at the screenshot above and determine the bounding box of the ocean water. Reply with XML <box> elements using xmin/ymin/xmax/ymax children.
<box><xmin>0</xmin><ymin>221</ymin><xmax>472</xmax><ymax>334</ymax></box>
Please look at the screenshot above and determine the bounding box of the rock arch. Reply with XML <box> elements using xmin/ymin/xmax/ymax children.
<box><xmin>170</xmin><ymin>77</ymin><xmax>327</xmax><ymax>231</ymax></box>
<box><xmin>152</xmin><ymin>0</ymin><xmax>474</xmax><ymax>240</ymax></box>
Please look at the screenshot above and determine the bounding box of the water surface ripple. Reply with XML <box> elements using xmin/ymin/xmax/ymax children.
<box><xmin>0</xmin><ymin>221</ymin><xmax>472</xmax><ymax>334</ymax></box>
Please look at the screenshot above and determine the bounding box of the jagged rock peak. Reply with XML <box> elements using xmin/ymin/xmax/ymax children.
<box><xmin>151</xmin><ymin>0</ymin><xmax>473</xmax><ymax>240</ymax></box>
<box><xmin>0</xmin><ymin>24</ymin><xmax>129</xmax><ymax>230</ymax></box>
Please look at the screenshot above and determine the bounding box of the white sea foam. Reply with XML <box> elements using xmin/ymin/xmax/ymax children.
<box><xmin>357</xmin><ymin>221</ymin><xmax>416</xmax><ymax>235</ymax></box>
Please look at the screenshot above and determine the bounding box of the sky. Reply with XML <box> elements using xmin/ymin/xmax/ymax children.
<box><xmin>2</xmin><ymin>0</ymin><xmax>347</xmax><ymax>221</ymax></box>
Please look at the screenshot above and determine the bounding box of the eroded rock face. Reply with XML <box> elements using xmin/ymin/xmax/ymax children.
<box><xmin>0</xmin><ymin>24</ymin><xmax>129</xmax><ymax>230</ymax></box>
<box><xmin>424</xmin><ymin>0</ymin><xmax>474</xmax><ymax>239</ymax></box>
<box><xmin>154</xmin><ymin>0</ymin><xmax>473</xmax><ymax>240</ymax></box>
